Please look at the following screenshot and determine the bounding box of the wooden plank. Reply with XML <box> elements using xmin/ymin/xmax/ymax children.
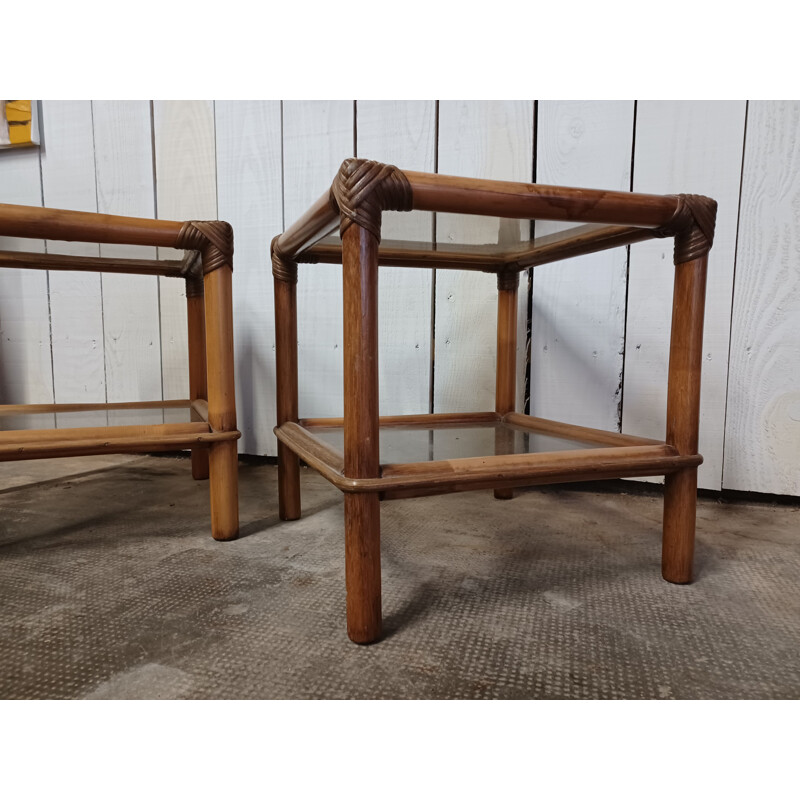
<box><xmin>38</xmin><ymin>101</ymin><xmax>106</xmax><ymax>416</ymax></box>
<box><xmin>152</xmin><ymin>100</ymin><xmax>217</xmax><ymax>400</ymax></box>
<box><xmin>622</xmin><ymin>101</ymin><xmax>747</xmax><ymax>490</ymax></box>
<box><xmin>91</xmin><ymin>101</ymin><xmax>162</xmax><ymax>414</ymax></box>
<box><xmin>724</xmin><ymin>101</ymin><xmax>800</xmax><ymax>495</ymax></box>
<box><xmin>282</xmin><ymin>101</ymin><xmax>354</xmax><ymax>418</ymax></box>
<box><xmin>215</xmin><ymin>100</ymin><xmax>283</xmax><ymax>456</ymax></box>
<box><xmin>355</xmin><ymin>100</ymin><xmax>436</xmax><ymax>415</ymax></box>
<box><xmin>532</xmin><ymin>101</ymin><xmax>634</xmax><ymax>430</ymax></box>
<box><xmin>434</xmin><ymin>101</ymin><xmax>533</xmax><ymax>462</ymax></box>
<box><xmin>0</xmin><ymin>139</ymin><xmax>54</xmax><ymax>427</ymax></box>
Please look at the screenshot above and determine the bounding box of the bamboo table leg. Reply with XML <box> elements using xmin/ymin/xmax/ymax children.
<box><xmin>662</xmin><ymin>252</ymin><xmax>708</xmax><ymax>583</ymax></box>
<box><xmin>204</xmin><ymin>263</ymin><xmax>239</xmax><ymax>541</ymax></box>
<box><xmin>342</xmin><ymin>222</ymin><xmax>382</xmax><ymax>644</ymax></box>
<box><xmin>274</xmin><ymin>262</ymin><xmax>301</xmax><ymax>521</ymax></box>
<box><xmin>495</xmin><ymin>271</ymin><xmax>519</xmax><ymax>500</ymax></box>
<box><xmin>187</xmin><ymin>276</ymin><xmax>210</xmax><ymax>480</ymax></box>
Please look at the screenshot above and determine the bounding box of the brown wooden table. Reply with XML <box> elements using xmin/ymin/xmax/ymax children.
<box><xmin>0</xmin><ymin>203</ymin><xmax>240</xmax><ymax>541</ymax></box>
<box><xmin>272</xmin><ymin>158</ymin><xmax>717</xmax><ymax>644</ymax></box>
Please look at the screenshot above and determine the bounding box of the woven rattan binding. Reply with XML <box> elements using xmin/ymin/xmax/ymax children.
<box><xmin>176</xmin><ymin>220</ymin><xmax>234</xmax><ymax>275</ymax></box>
<box><xmin>330</xmin><ymin>158</ymin><xmax>413</xmax><ymax>241</ymax></box>
<box><xmin>653</xmin><ymin>194</ymin><xmax>718</xmax><ymax>264</ymax></box>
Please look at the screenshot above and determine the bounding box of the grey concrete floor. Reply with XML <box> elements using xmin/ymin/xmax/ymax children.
<box><xmin>0</xmin><ymin>454</ymin><xmax>798</xmax><ymax>699</ymax></box>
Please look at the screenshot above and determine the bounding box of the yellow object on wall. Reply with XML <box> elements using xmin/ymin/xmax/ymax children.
<box><xmin>6</xmin><ymin>100</ymin><xmax>32</xmax><ymax>144</ymax></box>
<box><xmin>1</xmin><ymin>100</ymin><xmax>39</xmax><ymax>147</ymax></box>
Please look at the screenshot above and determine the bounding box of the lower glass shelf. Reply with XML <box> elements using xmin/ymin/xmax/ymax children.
<box><xmin>0</xmin><ymin>399</ymin><xmax>238</xmax><ymax>462</ymax></box>
<box><xmin>311</xmin><ymin>420</ymin><xmax>599</xmax><ymax>465</ymax></box>
<box><xmin>0</xmin><ymin>399</ymin><xmax>204</xmax><ymax>432</ymax></box>
<box><xmin>276</xmin><ymin>412</ymin><xmax>700</xmax><ymax>499</ymax></box>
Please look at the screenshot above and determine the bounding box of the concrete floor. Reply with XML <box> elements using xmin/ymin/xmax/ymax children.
<box><xmin>0</xmin><ymin>454</ymin><xmax>798</xmax><ymax>699</ymax></box>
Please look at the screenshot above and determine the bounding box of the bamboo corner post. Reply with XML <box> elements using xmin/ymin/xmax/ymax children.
<box><xmin>0</xmin><ymin>203</ymin><xmax>241</xmax><ymax>542</ymax></box>
<box><xmin>272</xmin><ymin>159</ymin><xmax>717</xmax><ymax>644</ymax></box>
<box><xmin>660</xmin><ymin>196</ymin><xmax>717</xmax><ymax>583</ymax></box>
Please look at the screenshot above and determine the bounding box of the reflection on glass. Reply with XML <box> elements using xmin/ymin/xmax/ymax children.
<box><xmin>313</xmin><ymin>422</ymin><xmax>600</xmax><ymax>464</ymax></box>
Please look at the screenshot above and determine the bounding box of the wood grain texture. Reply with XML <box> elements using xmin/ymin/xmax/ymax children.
<box><xmin>0</xmin><ymin>141</ymin><xmax>54</xmax><ymax>425</ymax></box>
<box><xmin>215</xmin><ymin>100</ymin><xmax>283</xmax><ymax>456</ymax></box>
<box><xmin>153</xmin><ymin>101</ymin><xmax>217</xmax><ymax>400</ymax></box>
<box><xmin>724</xmin><ymin>101</ymin><xmax>800</xmax><ymax>495</ymax></box>
<box><xmin>39</xmin><ymin>101</ymin><xmax>105</xmax><ymax>412</ymax></box>
<box><xmin>355</xmin><ymin>101</ymin><xmax>436</xmax><ymax>415</ymax></box>
<box><xmin>622</xmin><ymin>101</ymin><xmax>746</xmax><ymax>490</ymax></box>
<box><xmin>91</xmin><ymin>101</ymin><xmax>161</xmax><ymax>412</ymax></box>
<box><xmin>341</xmin><ymin>221</ymin><xmax>382</xmax><ymax>644</ymax></box>
<box><xmin>282</xmin><ymin>101</ymin><xmax>354</xmax><ymax>418</ymax></box>
<box><xmin>434</xmin><ymin>101</ymin><xmax>533</xmax><ymax>463</ymax></box>
<box><xmin>532</xmin><ymin>101</ymin><xmax>634</xmax><ymax>430</ymax></box>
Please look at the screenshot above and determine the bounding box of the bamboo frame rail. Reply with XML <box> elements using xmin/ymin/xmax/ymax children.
<box><xmin>0</xmin><ymin>202</ymin><xmax>240</xmax><ymax>541</ymax></box>
<box><xmin>273</xmin><ymin>158</ymin><xmax>717</xmax><ymax>644</ymax></box>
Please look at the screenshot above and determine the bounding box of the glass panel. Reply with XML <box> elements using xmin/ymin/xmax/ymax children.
<box><xmin>312</xmin><ymin>217</ymin><xmax>630</xmax><ymax>266</ymax></box>
<box><xmin>0</xmin><ymin>403</ymin><xmax>196</xmax><ymax>432</ymax></box>
<box><xmin>312</xmin><ymin>421</ymin><xmax>602</xmax><ymax>465</ymax></box>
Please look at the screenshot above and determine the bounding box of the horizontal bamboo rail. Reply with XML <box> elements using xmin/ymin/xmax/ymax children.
<box><xmin>0</xmin><ymin>249</ymin><xmax>194</xmax><ymax>278</ymax></box>
<box><xmin>0</xmin><ymin>430</ymin><xmax>240</xmax><ymax>461</ymax></box>
<box><xmin>0</xmin><ymin>421</ymin><xmax>208</xmax><ymax>445</ymax></box>
<box><xmin>0</xmin><ymin>399</ymin><xmax>193</xmax><ymax>416</ymax></box>
<box><xmin>502</xmin><ymin>412</ymin><xmax>664</xmax><ymax>447</ymax></box>
<box><xmin>274</xmin><ymin>191</ymin><xmax>340</xmax><ymax>259</ymax></box>
<box><xmin>404</xmin><ymin>171</ymin><xmax>679</xmax><ymax>226</ymax></box>
<box><xmin>0</xmin><ymin>202</ymin><xmax>185</xmax><ymax>247</ymax></box>
<box><xmin>300</xmin><ymin>411</ymin><xmax>501</xmax><ymax>430</ymax></box>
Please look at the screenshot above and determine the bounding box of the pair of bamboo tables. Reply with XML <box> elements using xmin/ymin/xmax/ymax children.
<box><xmin>1</xmin><ymin>158</ymin><xmax>716</xmax><ymax>645</ymax></box>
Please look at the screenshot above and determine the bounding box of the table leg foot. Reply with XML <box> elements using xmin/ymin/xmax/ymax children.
<box><xmin>209</xmin><ymin>439</ymin><xmax>239</xmax><ymax>541</ymax></box>
<box><xmin>662</xmin><ymin>467</ymin><xmax>696</xmax><ymax>584</ymax></box>
<box><xmin>191</xmin><ymin>447</ymin><xmax>210</xmax><ymax>480</ymax></box>
<box><xmin>345</xmin><ymin>493</ymin><xmax>382</xmax><ymax>644</ymax></box>
<box><xmin>278</xmin><ymin>442</ymin><xmax>301</xmax><ymax>521</ymax></box>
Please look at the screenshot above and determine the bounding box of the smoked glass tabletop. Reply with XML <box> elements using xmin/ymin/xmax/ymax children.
<box><xmin>308</xmin><ymin>420</ymin><xmax>602</xmax><ymax>465</ymax></box>
<box><xmin>302</xmin><ymin>212</ymin><xmax>647</xmax><ymax>272</ymax></box>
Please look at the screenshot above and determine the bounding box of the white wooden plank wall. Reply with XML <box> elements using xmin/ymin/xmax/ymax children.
<box><xmin>282</xmin><ymin>101</ymin><xmax>354</xmax><ymax>421</ymax></box>
<box><xmin>435</xmin><ymin>101</ymin><xmax>533</xmax><ymax>416</ymax></box>
<box><xmin>39</xmin><ymin>101</ymin><xmax>105</xmax><ymax>419</ymax></box>
<box><xmin>532</xmin><ymin>101</ymin><xmax>634</xmax><ymax>431</ymax></box>
<box><xmin>623</xmin><ymin>101</ymin><xmax>747</xmax><ymax>490</ymax></box>
<box><xmin>0</xmin><ymin>134</ymin><xmax>53</xmax><ymax>428</ymax></box>
<box><xmin>723</xmin><ymin>101</ymin><xmax>800</xmax><ymax>495</ymax></box>
<box><xmin>0</xmin><ymin>100</ymin><xmax>798</xmax><ymax>495</ymax></box>
<box><xmin>215</xmin><ymin>101</ymin><xmax>283</xmax><ymax>455</ymax></box>
<box><xmin>92</xmin><ymin>101</ymin><xmax>161</xmax><ymax>414</ymax></box>
<box><xmin>152</xmin><ymin>100</ymin><xmax>218</xmax><ymax>401</ymax></box>
<box><xmin>356</xmin><ymin>100</ymin><xmax>435</xmax><ymax>416</ymax></box>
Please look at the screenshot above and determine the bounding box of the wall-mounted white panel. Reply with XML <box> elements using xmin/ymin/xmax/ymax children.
<box><xmin>435</xmin><ymin>101</ymin><xmax>533</xmax><ymax>416</ymax></box>
<box><xmin>0</xmin><ymin>144</ymin><xmax>53</xmax><ymax>424</ymax></box>
<box><xmin>153</xmin><ymin>101</ymin><xmax>218</xmax><ymax>400</ymax></box>
<box><xmin>39</xmin><ymin>100</ymin><xmax>105</xmax><ymax>409</ymax></box>
<box><xmin>282</xmin><ymin>101</ymin><xmax>354</xmax><ymax>419</ymax></box>
<box><xmin>623</xmin><ymin>101</ymin><xmax>746</xmax><ymax>490</ymax></box>
<box><xmin>724</xmin><ymin>101</ymin><xmax>800</xmax><ymax>496</ymax></box>
<box><xmin>92</xmin><ymin>101</ymin><xmax>161</xmax><ymax>407</ymax></box>
<box><xmin>532</xmin><ymin>101</ymin><xmax>634</xmax><ymax>431</ymax></box>
<box><xmin>356</xmin><ymin>100</ymin><xmax>435</xmax><ymax>415</ymax></box>
<box><xmin>215</xmin><ymin>100</ymin><xmax>283</xmax><ymax>456</ymax></box>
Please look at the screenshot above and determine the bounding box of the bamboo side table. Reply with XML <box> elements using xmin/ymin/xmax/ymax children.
<box><xmin>272</xmin><ymin>159</ymin><xmax>717</xmax><ymax>644</ymax></box>
<box><xmin>0</xmin><ymin>203</ymin><xmax>240</xmax><ymax>541</ymax></box>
